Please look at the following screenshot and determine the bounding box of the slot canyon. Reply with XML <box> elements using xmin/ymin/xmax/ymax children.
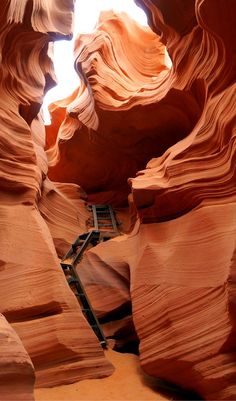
<box><xmin>0</xmin><ymin>0</ymin><xmax>235</xmax><ymax>400</ymax></box>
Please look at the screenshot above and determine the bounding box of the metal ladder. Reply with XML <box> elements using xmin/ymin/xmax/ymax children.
<box><xmin>88</xmin><ymin>205</ymin><xmax>119</xmax><ymax>237</ymax></box>
<box><xmin>60</xmin><ymin>231</ymin><xmax>107</xmax><ymax>348</ymax></box>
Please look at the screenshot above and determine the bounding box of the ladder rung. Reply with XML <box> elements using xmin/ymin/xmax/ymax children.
<box><xmin>94</xmin><ymin>216</ymin><xmax>111</xmax><ymax>219</ymax></box>
<box><xmin>61</xmin><ymin>263</ymin><xmax>72</xmax><ymax>269</ymax></box>
<box><xmin>67</xmin><ymin>277</ymin><xmax>78</xmax><ymax>284</ymax></box>
<box><xmin>98</xmin><ymin>223</ymin><xmax>113</xmax><ymax>227</ymax></box>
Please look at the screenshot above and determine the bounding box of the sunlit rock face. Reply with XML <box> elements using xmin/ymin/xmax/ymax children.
<box><xmin>45</xmin><ymin>1</ymin><xmax>236</xmax><ymax>400</ymax></box>
<box><xmin>133</xmin><ymin>0</ymin><xmax>236</xmax><ymax>222</ymax></box>
<box><xmin>125</xmin><ymin>1</ymin><xmax>236</xmax><ymax>398</ymax></box>
<box><xmin>1</xmin><ymin>0</ymin><xmax>236</xmax><ymax>400</ymax></box>
<box><xmin>0</xmin><ymin>0</ymin><xmax>113</xmax><ymax>388</ymax></box>
<box><xmin>0</xmin><ymin>314</ymin><xmax>35</xmax><ymax>401</ymax></box>
<box><xmin>46</xmin><ymin>11</ymin><xmax>202</xmax><ymax>206</ymax></box>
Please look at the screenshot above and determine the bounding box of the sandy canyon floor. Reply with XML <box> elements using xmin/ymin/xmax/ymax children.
<box><xmin>35</xmin><ymin>349</ymin><xmax>176</xmax><ymax>401</ymax></box>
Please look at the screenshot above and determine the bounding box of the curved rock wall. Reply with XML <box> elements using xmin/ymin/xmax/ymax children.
<box><xmin>46</xmin><ymin>11</ymin><xmax>202</xmax><ymax>206</ymax></box>
<box><xmin>0</xmin><ymin>0</ymin><xmax>113</xmax><ymax>388</ymax></box>
<box><xmin>132</xmin><ymin>0</ymin><xmax>236</xmax><ymax>222</ymax></box>
<box><xmin>1</xmin><ymin>0</ymin><xmax>236</xmax><ymax>399</ymax></box>
<box><xmin>45</xmin><ymin>1</ymin><xmax>236</xmax><ymax>399</ymax></box>
<box><xmin>0</xmin><ymin>314</ymin><xmax>35</xmax><ymax>401</ymax></box>
<box><xmin>78</xmin><ymin>203</ymin><xmax>236</xmax><ymax>400</ymax></box>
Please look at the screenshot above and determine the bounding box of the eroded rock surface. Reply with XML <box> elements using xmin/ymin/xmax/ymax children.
<box><xmin>77</xmin><ymin>203</ymin><xmax>236</xmax><ymax>400</ymax></box>
<box><xmin>0</xmin><ymin>314</ymin><xmax>35</xmax><ymax>401</ymax></box>
<box><xmin>1</xmin><ymin>0</ymin><xmax>236</xmax><ymax>400</ymax></box>
<box><xmin>44</xmin><ymin>1</ymin><xmax>236</xmax><ymax>399</ymax></box>
<box><xmin>46</xmin><ymin>11</ymin><xmax>202</xmax><ymax>206</ymax></box>
<box><xmin>0</xmin><ymin>0</ymin><xmax>113</xmax><ymax>388</ymax></box>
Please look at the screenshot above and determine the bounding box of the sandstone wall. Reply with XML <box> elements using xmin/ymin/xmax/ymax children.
<box><xmin>0</xmin><ymin>0</ymin><xmax>113</xmax><ymax>388</ymax></box>
<box><xmin>0</xmin><ymin>314</ymin><xmax>35</xmax><ymax>401</ymax></box>
<box><xmin>1</xmin><ymin>0</ymin><xmax>235</xmax><ymax>399</ymax></box>
<box><xmin>44</xmin><ymin>1</ymin><xmax>236</xmax><ymax>399</ymax></box>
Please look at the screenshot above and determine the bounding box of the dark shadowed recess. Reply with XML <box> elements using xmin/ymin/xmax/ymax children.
<box><xmin>48</xmin><ymin>82</ymin><xmax>204</xmax><ymax>207</ymax></box>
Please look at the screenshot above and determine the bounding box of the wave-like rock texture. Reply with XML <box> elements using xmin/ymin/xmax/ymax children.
<box><xmin>0</xmin><ymin>0</ymin><xmax>113</xmax><ymax>388</ymax></box>
<box><xmin>126</xmin><ymin>3</ymin><xmax>236</xmax><ymax>395</ymax></box>
<box><xmin>132</xmin><ymin>0</ymin><xmax>236</xmax><ymax>221</ymax></box>
<box><xmin>46</xmin><ymin>11</ymin><xmax>202</xmax><ymax>206</ymax></box>
<box><xmin>45</xmin><ymin>1</ymin><xmax>236</xmax><ymax>400</ymax></box>
<box><xmin>78</xmin><ymin>203</ymin><xmax>236</xmax><ymax>400</ymax></box>
<box><xmin>1</xmin><ymin>0</ymin><xmax>236</xmax><ymax>399</ymax></box>
<box><xmin>0</xmin><ymin>314</ymin><xmax>35</xmax><ymax>401</ymax></box>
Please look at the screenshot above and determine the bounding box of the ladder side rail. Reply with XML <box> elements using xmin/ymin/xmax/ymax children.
<box><xmin>62</xmin><ymin>246</ymin><xmax>75</xmax><ymax>262</ymax></box>
<box><xmin>73</xmin><ymin>230</ymin><xmax>98</xmax><ymax>266</ymax></box>
<box><xmin>60</xmin><ymin>261</ymin><xmax>107</xmax><ymax>346</ymax></box>
<box><xmin>92</xmin><ymin>205</ymin><xmax>99</xmax><ymax>230</ymax></box>
<box><xmin>70</xmin><ymin>263</ymin><xmax>107</xmax><ymax>345</ymax></box>
<box><xmin>108</xmin><ymin>205</ymin><xmax>119</xmax><ymax>232</ymax></box>
<box><xmin>62</xmin><ymin>233</ymin><xmax>89</xmax><ymax>261</ymax></box>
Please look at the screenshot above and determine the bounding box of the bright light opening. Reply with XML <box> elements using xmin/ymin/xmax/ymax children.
<box><xmin>42</xmin><ymin>0</ymin><xmax>148</xmax><ymax>125</ymax></box>
<box><xmin>42</xmin><ymin>1</ymin><xmax>173</xmax><ymax>126</ymax></box>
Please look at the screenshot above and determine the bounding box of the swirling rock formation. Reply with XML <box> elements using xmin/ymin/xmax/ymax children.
<box><xmin>0</xmin><ymin>314</ymin><xmax>35</xmax><ymax>401</ymax></box>
<box><xmin>77</xmin><ymin>204</ymin><xmax>236</xmax><ymax>400</ymax></box>
<box><xmin>0</xmin><ymin>0</ymin><xmax>113</xmax><ymax>389</ymax></box>
<box><xmin>46</xmin><ymin>11</ymin><xmax>202</xmax><ymax>206</ymax></box>
<box><xmin>45</xmin><ymin>1</ymin><xmax>236</xmax><ymax>400</ymax></box>
<box><xmin>132</xmin><ymin>0</ymin><xmax>236</xmax><ymax>222</ymax></box>
<box><xmin>1</xmin><ymin>0</ymin><xmax>236</xmax><ymax>400</ymax></box>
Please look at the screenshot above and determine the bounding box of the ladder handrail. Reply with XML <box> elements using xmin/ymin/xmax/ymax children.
<box><xmin>92</xmin><ymin>205</ymin><xmax>99</xmax><ymax>230</ymax></box>
<box><xmin>62</xmin><ymin>230</ymin><xmax>100</xmax><ymax>264</ymax></box>
<box><xmin>73</xmin><ymin>230</ymin><xmax>99</xmax><ymax>265</ymax></box>
<box><xmin>60</xmin><ymin>230</ymin><xmax>107</xmax><ymax>348</ymax></box>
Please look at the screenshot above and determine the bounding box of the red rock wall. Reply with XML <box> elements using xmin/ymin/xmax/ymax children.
<box><xmin>45</xmin><ymin>1</ymin><xmax>236</xmax><ymax>399</ymax></box>
<box><xmin>78</xmin><ymin>204</ymin><xmax>236</xmax><ymax>400</ymax></box>
<box><xmin>127</xmin><ymin>1</ymin><xmax>236</xmax><ymax>397</ymax></box>
<box><xmin>46</xmin><ymin>11</ymin><xmax>202</xmax><ymax>206</ymax></box>
<box><xmin>0</xmin><ymin>314</ymin><xmax>35</xmax><ymax>401</ymax></box>
<box><xmin>1</xmin><ymin>0</ymin><xmax>235</xmax><ymax>399</ymax></box>
<box><xmin>0</xmin><ymin>0</ymin><xmax>113</xmax><ymax>388</ymax></box>
<box><xmin>132</xmin><ymin>0</ymin><xmax>236</xmax><ymax>222</ymax></box>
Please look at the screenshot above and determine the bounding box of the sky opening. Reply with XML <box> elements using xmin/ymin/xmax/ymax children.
<box><xmin>42</xmin><ymin>0</ymin><xmax>171</xmax><ymax>125</ymax></box>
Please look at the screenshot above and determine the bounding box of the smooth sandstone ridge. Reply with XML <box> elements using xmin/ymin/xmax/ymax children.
<box><xmin>0</xmin><ymin>0</ymin><xmax>114</xmax><ymax>390</ymax></box>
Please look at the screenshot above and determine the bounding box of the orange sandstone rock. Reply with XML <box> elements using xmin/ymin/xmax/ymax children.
<box><xmin>0</xmin><ymin>314</ymin><xmax>35</xmax><ymax>401</ymax></box>
<box><xmin>0</xmin><ymin>0</ymin><xmax>113</xmax><ymax>389</ymax></box>
<box><xmin>1</xmin><ymin>0</ymin><xmax>236</xmax><ymax>400</ymax></box>
<box><xmin>49</xmin><ymin>2</ymin><xmax>235</xmax><ymax>399</ymax></box>
<box><xmin>46</xmin><ymin>12</ymin><xmax>201</xmax><ymax>206</ymax></box>
<box><xmin>78</xmin><ymin>203</ymin><xmax>236</xmax><ymax>399</ymax></box>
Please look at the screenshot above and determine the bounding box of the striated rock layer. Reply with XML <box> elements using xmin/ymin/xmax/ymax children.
<box><xmin>44</xmin><ymin>1</ymin><xmax>236</xmax><ymax>400</ymax></box>
<box><xmin>77</xmin><ymin>202</ymin><xmax>236</xmax><ymax>400</ymax></box>
<box><xmin>132</xmin><ymin>0</ymin><xmax>236</xmax><ymax>222</ymax></box>
<box><xmin>46</xmin><ymin>11</ymin><xmax>202</xmax><ymax>206</ymax></box>
<box><xmin>1</xmin><ymin>0</ymin><xmax>236</xmax><ymax>400</ymax></box>
<box><xmin>0</xmin><ymin>314</ymin><xmax>35</xmax><ymax>401</ymax></box>
<box><xmin>0</xmin><ymin>0</ymin><xmax>113</xmax><ymax>389</ymax></box>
